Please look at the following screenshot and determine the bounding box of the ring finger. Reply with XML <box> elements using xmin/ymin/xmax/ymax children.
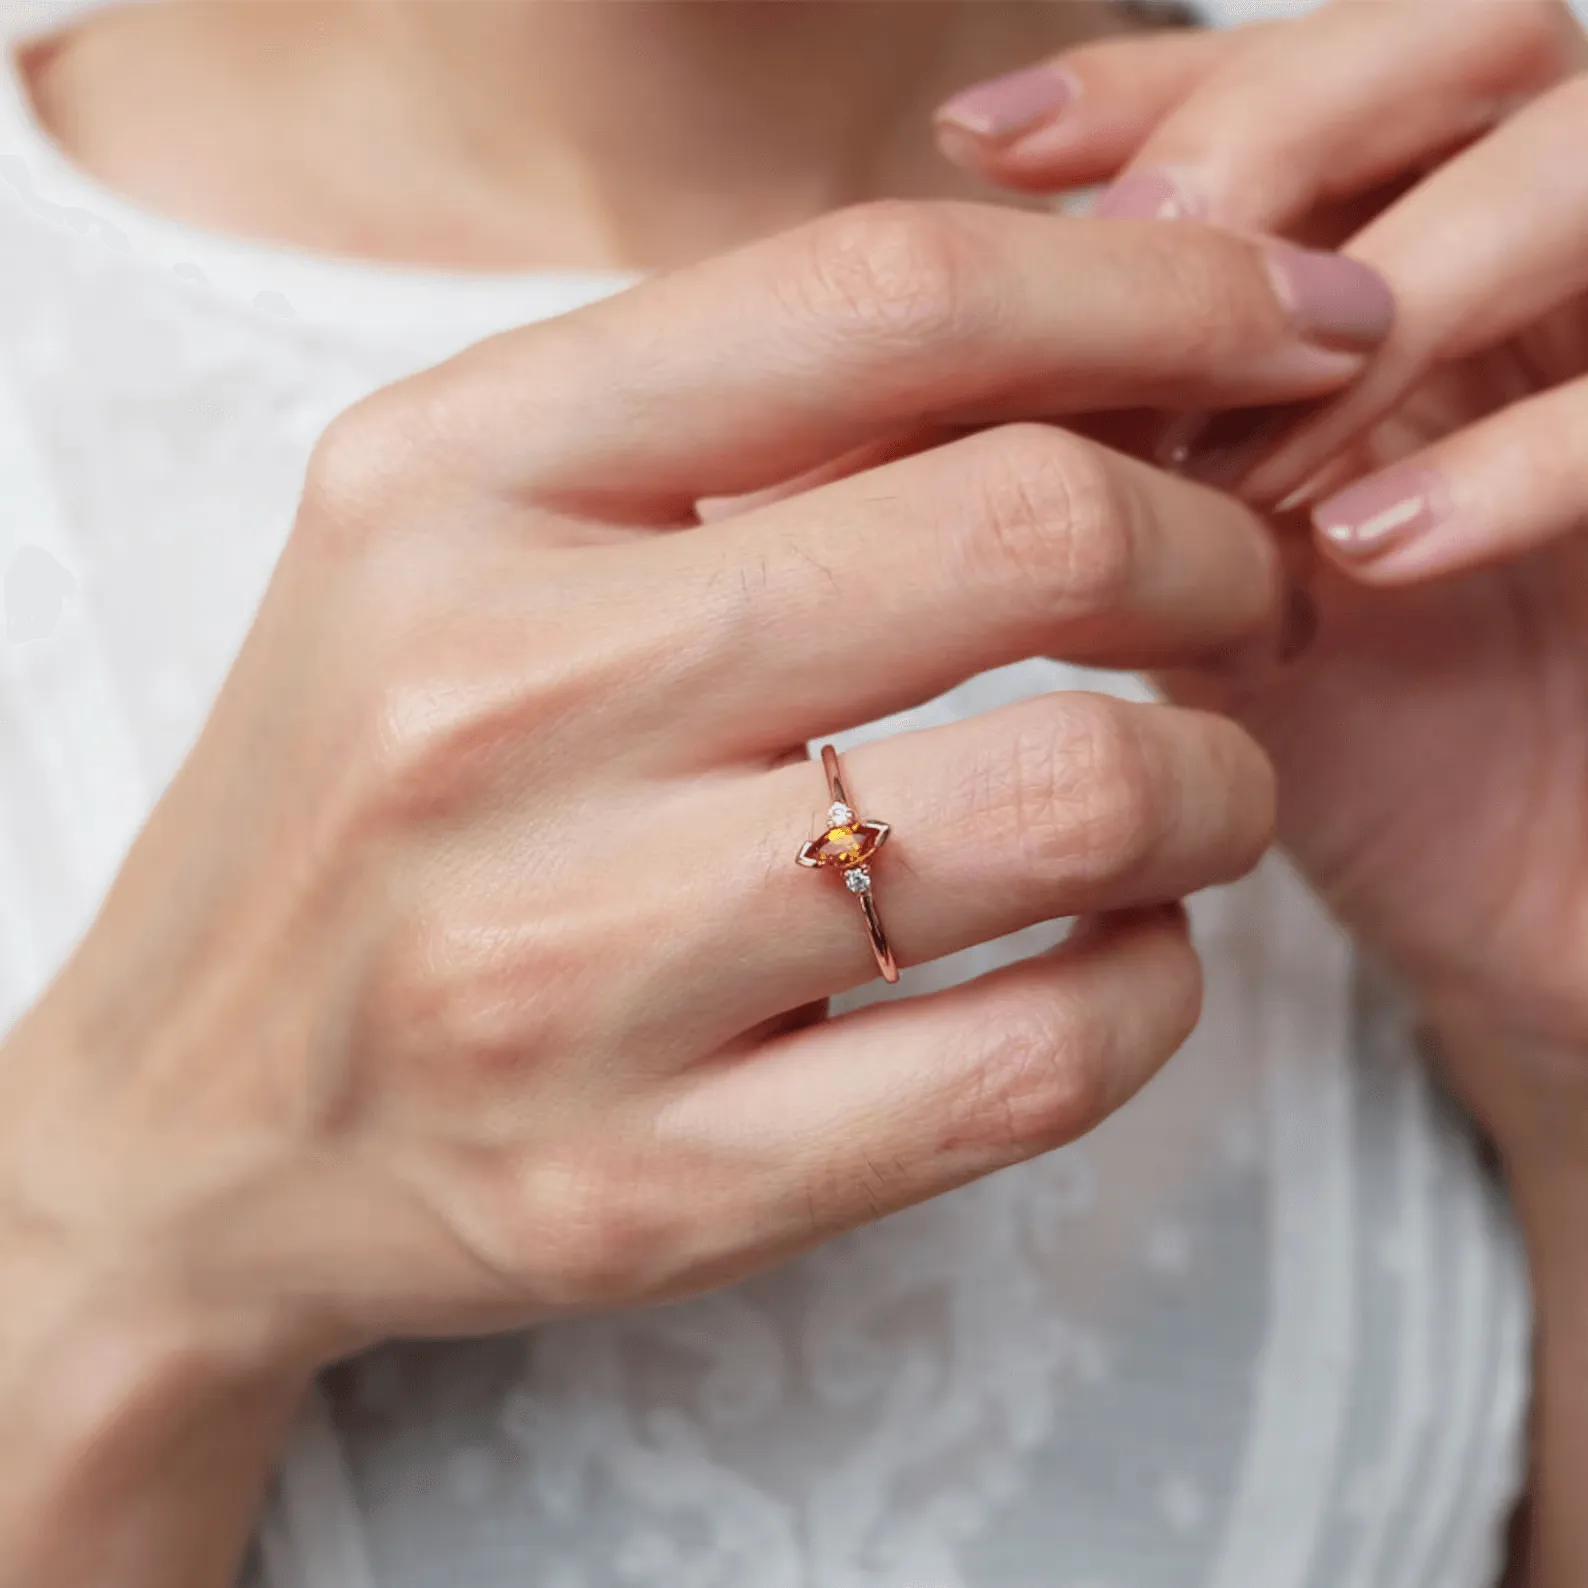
<box><xmin>641</xmin><ymin>687</ymin><xmax>1273</xmax><ymax>1040</ymax></box>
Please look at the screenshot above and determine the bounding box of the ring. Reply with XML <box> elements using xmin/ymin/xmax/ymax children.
<box><xmin>796</xmin><ymin>744</ymin><xmax>899</xmax><ymax>984</ymax></box>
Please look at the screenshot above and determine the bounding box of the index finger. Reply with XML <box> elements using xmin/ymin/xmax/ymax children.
<box><xmin>395</xmin><ymin>201</ymin><xmax>1394</xmax><ymax>517</ymax></box>
<box><xmin>1091</xmin><ymin>0</ymin><xmax>1575</xmax><ymax>235</ymax></box>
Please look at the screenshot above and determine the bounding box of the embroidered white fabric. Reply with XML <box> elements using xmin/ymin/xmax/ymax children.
<box><xmin>0</xmin><ymin>6</ymin><xmax>1535</xmax><ymax>1586</ymax></box>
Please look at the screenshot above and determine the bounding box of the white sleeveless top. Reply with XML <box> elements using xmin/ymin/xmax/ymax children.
<box><xmin>0</xmin><ymin>7</ymin><xmax>1531</xmax><ymax>1587</ymax></box>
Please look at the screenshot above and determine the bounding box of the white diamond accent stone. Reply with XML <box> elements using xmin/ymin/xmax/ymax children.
<box><xmin>827</xmin><ymin>802</ymin><xmax>856</xmax><ymax>826</ymax></box>
<box><xmin>844</xmin><ymin>867</ymin><xmax>872</xmax><ymax>895</ymax></box>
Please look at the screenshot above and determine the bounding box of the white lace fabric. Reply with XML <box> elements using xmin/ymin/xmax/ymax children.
<box><xmin>0</xmin><ymin>6</ymin><xmax>1531</xmax><ymax>1586</ymax></box>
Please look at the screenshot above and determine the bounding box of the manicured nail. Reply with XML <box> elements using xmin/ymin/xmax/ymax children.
<box><xmin>935</xmin><ymin>65</ymin><xmax>1077</xmax><ymax>143</ymax></box>
<box><xmin>1094</xmin><ymin>166</ymin><xmax>1209</xmax><ymax>222</ymax></box>
<box><xmin>1275</xmin><ymin>480</ymin><xmax>1323</xmax><ymax>515</ymax></box>
<box><xmin>1263</xmin><ymin>243</ymin><xmax>1396</xmax><ymax>351</ymax></box>
<box><xmin>1312</xmin><ymin>466</ymin><xmax>1448</xmax><ymax>561</ymax></box>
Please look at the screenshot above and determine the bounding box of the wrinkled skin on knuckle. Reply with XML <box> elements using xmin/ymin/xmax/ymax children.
<box><xmin>953</xmin><ymin>927</ymin><xmax>1206</xmax><ymax>1170</ymax></box>
<box><xmin>993</xmin><ymin>698</ymin><xmax>1165</xmax><ymax>892</ymax></box>
<box><xmin>969</xmin><ymin>426</ymin><xmax>1139</xmax><ymax>626</ymax></box>
<box><xmin>787</xmin><ymin>200</ymin><xmax>989</xmax><ymax>369</ymax></box>
<box><xmin>954</xmin><ymin>995</ymin><xmax>1113</xmax><ymax>1164</ymax></box>
<box><xmin>800</xmin><ymin>1139</ymin><xmax>921</xmax><ymax>1239</ymax></box>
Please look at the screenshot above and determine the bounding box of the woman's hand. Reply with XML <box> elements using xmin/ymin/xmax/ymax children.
<box><xmin>938</xmin><ymin>0</ymin><xmax>1588</xmax><ymax>1161</ymax></box>
<box><xmin>0</xmin><ymin>199</ymin><xmax>1395</xmax><ymax>1588</ymax></box>
<box><xmin>941</xmin><ymin>18</ymin><xmax>1588</xmax><ymax>1579</ymax></box>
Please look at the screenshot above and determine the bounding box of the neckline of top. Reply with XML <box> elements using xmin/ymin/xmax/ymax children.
<box><xmin>0</xmin><ymin>0</ymin><xmax>641</xmax><ymax>339</ymax></box>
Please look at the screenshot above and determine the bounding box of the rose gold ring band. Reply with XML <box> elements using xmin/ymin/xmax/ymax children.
<box><xmin>795</xmin><ymin>743</ymin><xmax>899</xmax><ymax>984</ymax></box>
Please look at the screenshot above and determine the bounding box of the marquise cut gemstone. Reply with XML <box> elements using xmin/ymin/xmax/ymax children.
<box><xmin>813</xmin><ymin>824</ymin><xmax>880</xmax><ymax>867</ymax></box>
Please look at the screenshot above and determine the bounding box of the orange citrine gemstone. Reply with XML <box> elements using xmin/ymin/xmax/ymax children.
<box><xmin>814</xmin><ymin>824</ymin><xmax>879</xmax><ymax>867</ymax></box>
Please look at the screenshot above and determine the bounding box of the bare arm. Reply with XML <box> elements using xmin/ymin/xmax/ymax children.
<box><xmin>938</xmin><ymin>12</ymin><xmax>1588</xmax><ymax>1581</ymax></box>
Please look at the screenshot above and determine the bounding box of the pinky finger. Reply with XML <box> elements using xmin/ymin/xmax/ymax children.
<box><xmin>1309</xmin><ymin>375</ymin><xmax>1588</xmax><ymax>583</ymax></box>
<box><xmin>668</xmin><ymin>901</ymin><xmax>1201</xmax><ymax>1268</ymax></box>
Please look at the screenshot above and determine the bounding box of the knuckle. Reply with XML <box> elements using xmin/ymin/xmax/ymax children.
<box><xmin>790</xmin><ymin>200</ymin><xmax>985</xmax><ymax>356</ymax></box>
<box><xmin>808</xmin><ymin>1147</ymin><xmax>914</xmax><ymax>1234</ymax></box>
<box><xmin>960</xmin><ymin>995</ymin><xmax>1113</xmax><ymax>1159</ymax></box>
<box><xmin>971</xmin><ymin>426</ymin><xmax>1138</xmax><ymax>618</ymax></box>
<box><xmin>427</xmin><ymin>1144</ymin><xmax>685</xmax><ymax>1313</ymax></box>
<box><xmin>368</xmin><ymin>907</ymin><xmax>582</xmax><ymax>1088</ymax></box>
<box><xmin>526</xmin><ymin>1155</ymin><xmax>681</xmax><ymax>1309</ymax></box>
<box><xmin>956</xmin><ymin>914</ymin><xmax>1208</xmax><ymax>1166</ymax></box>
<box><xmin>351</xmin><ymin>642</ymin><xmax>580</xmax><ymax>828</ymax></box>
<box><xmin>302</xmin><ymin>388</ymin><xmax>421</xmax><ymax>528</ymax></box>
<box><xmin>998</xmin><ymin>697</ymin><xmax>1165</xmax><ymax>887</ymax></box>
<box><xmin>361</xmin><ymin>673</ymin><xmax>510</xmax><ymax>823</ymax></box>
<box><xmin>301</xmin><ymin>372</ymin><xmax>466</xmax><ymax>548</ymax></box>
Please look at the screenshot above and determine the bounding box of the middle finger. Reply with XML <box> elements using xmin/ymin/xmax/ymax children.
<box><xmin>640</xmin><ymin>422</ymin><xmax>1288</xmax><ymax>765</ymax></box>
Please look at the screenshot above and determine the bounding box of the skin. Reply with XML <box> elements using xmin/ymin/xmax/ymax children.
<box><xmin>935</xmin><ymin>1</ymin><xmax>1588</xmax><ymax>1580</ymax></box>
<box><xmin>0</xmin><ymin>5</ymin><xmax>1416</xmax><ymax>1582</ymax></box>
<box><xmin>4</xmin><ymin>0</ymin><xmax>1578</xmax><ymax>1581</ymax></box>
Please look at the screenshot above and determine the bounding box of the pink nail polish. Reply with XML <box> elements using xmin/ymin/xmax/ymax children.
<box><xmin>1312</xmin><ymin>467</ymin><xmax>1448</xmax><ymax>560</ymax></box>
<box><xmin>1263</xmin><ymin>244</ymin><xmax>1396</xmax><ymax>352</ymax></box>
<box><xmin>1094</xmin><ymin>167</ymin><xmax>1208</xmax><ymax>222</ymax></box>
<box><xmin>935</xmin><ymin>65</ymin><xmax>1076</xmax><ymax>143</ymax></box>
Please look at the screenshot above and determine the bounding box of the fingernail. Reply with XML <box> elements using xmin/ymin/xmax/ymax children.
<box><xmin>934</xmin><ymin>64</ymin><xmax>1077</xmax><ymax>143</ymax></box>
<box><xmin>1275</xmin><ymin>480</ymin><xmax>1324</xmax><ymax>515</ymax></box>
<box><xmin>1312</xmin><ymin>466</ymin><xmax>1448</xmax><ymax>561</ymax></box>
<box><xmin>1263</xmin><ymin>243</ymin><xmax>1396</xmax><ymax>351</ymax></box>
<box><xmin>1094</xmin><ymin>166</ymin><xmax>1209</xmax><ymax>222</ymax></box>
